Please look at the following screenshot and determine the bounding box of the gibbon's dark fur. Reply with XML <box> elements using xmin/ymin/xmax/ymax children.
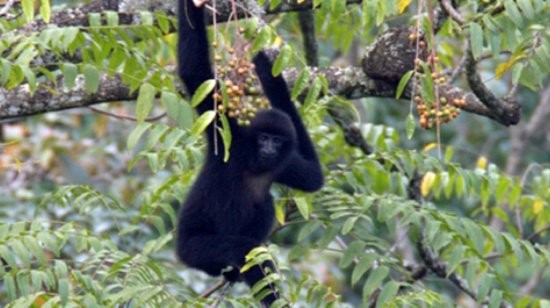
<box><xmin>176</xmin><ymin>0</ymin><xmax>323</xmax><ymax>305</ymax></box>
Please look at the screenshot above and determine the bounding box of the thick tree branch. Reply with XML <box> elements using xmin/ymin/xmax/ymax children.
<box><xmin>14</xmin><ymin>0</ymin><xmax>362</xmax><ymax>34</ymax></box>
<box><xmin>464</xmin><ymin>43</ymin><xmax>521</xmax><ymax>126</ymax></box>
<box><xmin>0</xmin><ymin>73</ymin><xmax>132</xmax><ymax>121</ymax></box>
<box><xmin>0</xmin><ymin>63</ymin><xmax>518</xmax><ymax>123</ymax></box>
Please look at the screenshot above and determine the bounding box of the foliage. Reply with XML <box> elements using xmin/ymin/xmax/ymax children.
<box><xmin>0</xmin><ymin>0</ymin><xmax>549</xmax><ymax>307</ymax></box>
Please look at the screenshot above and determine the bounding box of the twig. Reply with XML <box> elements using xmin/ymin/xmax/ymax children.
<box><xmin>0</xmin><ymin>0</ymin><xmax>16</xmax><ymax>16</ymax></box>
<box><xmin>418</xmin><ymin>241</ymin><xmax>478</xmax><ymax>300</ymax></box>
<box><xmin>519</xmin><ymin>265</ymin><xmax>548</xmax><ymax>295</ymax></box>
<box><xmin>88</xmin><ymin>106</ymin><xmax>166</xmax><ymax>122</ymax></box>
<box><xmin>208</xmin><ymin>281</ymin><xmax>233</xmax><ymax>307</ymax></box>
<box><xmin>527</xmin><ymin>225</ymin><xmax>550</xmax><ymax>242</ymax></box>
<box><xmin>201</xmin><ymin>279</ymin><xmax>228</xmax><ymax>298</ymax></box>
<box><xmin>439</xmin><ymin>0</ymin><xmax>465</xmax><ymax>25</ymax></box>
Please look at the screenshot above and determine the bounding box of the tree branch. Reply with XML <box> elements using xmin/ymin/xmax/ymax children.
<box><xmin>1</xmin><ymin>63</ymin><xmax>521</xmax><ymax>124</ymax></box>
<box><xmin>464</xmin><ymin>43</ymin><xmax>521</xmax><ymax>126</ymax></box>
<box><xmin>14</xmin><ymin>0</ymin><xmax>363</xmax><ymax>35</ymax></box>
<box><xmin>297</xmin><ymin>10</ymin><xmax>318</xmax><ymax>67</ymax></box>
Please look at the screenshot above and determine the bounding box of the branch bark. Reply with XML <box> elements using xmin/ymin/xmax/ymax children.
<box><xmin>1</xmin><ymin>63</ymin><xmax>503</xmax><ymax>123</ymax></box>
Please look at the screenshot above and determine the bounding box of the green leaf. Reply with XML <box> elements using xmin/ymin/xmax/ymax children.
<box><xmin>269</xmin><ymin>0</ymin><xmax>282</xmax><ymax>10</ymax></box>
<box><xmin>61</xmin><ymin>27</ymin><xmax>80</xmax><ymax>50</ymax></box>
<box><xmin>218</xmin><ymin>114</ymin><xmax>232</xmax><ymax>162</ymax></box>
<box><xmin>4</xmin><ymin>275</ymin><xmax>16</xmax><ymax>300</ymax></box>
<box><xmin>444</xmin><ymin>146</ymin><xmax>454</xmax><ymax>164</ymax></box>
<box><xmin>363</xmin><ymin>266</ymin><xmax>389</xmax><ymax>299</ymax></box>
<box><xmin>23</xmin><ymin>236</ymin><xmax>47</xmax><ymax>265</ymax></box>
<box><xmin>351</xmin><ymin>253</ymin><xmax>377</xmax><ymax>286</ymax></box>
<box><xmin>477</xmin><ymin>273</ymin><xmax>494</xmax><ymax>301</ymax></box>
<box><xmin>156</xmin><ymin>12</ymin><xmax>170</xmax><ymax>33</ymax></box>
<box><xmin>425</xmin><ymin>220</ymin><xmax>441</xmax><ymax>244</ymax></box>
<box><xmin>376</xmin><ymin>0</ymin><xmax>386</xmax><ymax>25</ymax></box>
<box><xmin>136</xmin><ymin>83</ymin><xmax>156</xmax><ymax>122</ymax></box>
<box><xmin>376</xmin><ymin>281</ymin><xmax>400</xmax><ymax>308</ymax></box>
<box><xmin>419</xmin><ymin>64</ymin><xmax>435</xmax><ymax>103</ymax></box>
<box><xmin>40</xmin><ymin>0</ymin><xmax>51</xmax><ymax>23</ymax></box>
<box><xmin>272</xmin><ymin>45</ymin><xmax>292</xmax><ymax>76</ymax></box>
<box><xmin>127</xmin><ymin>122</ymin><xmax>152</xmax><ymax>150</ymax></box>
<box><xmin>482</xmin><ymin>226</ymin><xmax>505</xmax><ymax>253</ymax></box>
<box><xmin>489</xmin><ymin>289</ymin><xmax>503</xmax><ymax>308</ymax></box>
<box><xmin>469</xmin><ymin>22</ymin><xmax>484</xmax><ymax>59</ymax></box>
<box><xmin>252</xmin><ymin>27</ymin><xmax>272</xmax><ymax>53</ymax></box>
<box><xmin>107</xmin><ymin>49</ymin><xmax>126</xmax><ymax>74</ymax></box>
<box><xmin>12</xmin><ymin>239</ymin><xmax>31</xmax><ymax>267</ymax></box>
<box><xmin>58</xmin><ymin>278</ymin><xmax>70</xmax><ymax>305</ymax></box>
<box><xmin>162</xmin><ymin>91</ymin><xmax>193</xmax><ymax>129</ymax></box>
<box><xmin>465</xmin><ymin>259</ymin><xmax>480</xmax><ymax>288</ymax></box>
<box><xmin>488</xmin><ymin>31</ymin><xmax>502</xmax><ymax>59</ymax></box>
<box><xmin>295</xmin><ymin>196</ymin><xmax>312</xmax><ymax>219</ymax></box>
<box><xmin>339</xmin><ymin>241</ymin><xmax>365</xmax><ymax>268</ymax></box>
<box><xmin>105</xmin><ymin>11</ymin><xmax>119</xmax><ymax>26</ymax></box>
<box><xmin>406</xmin><ymin>113</ymin><xmax>415</xmax><ymax>139</ymax></box>
<box><xmin>22</xmin><ymin>0</ymin><xmax>34</xmax><ymax>22</ymax></box>
<box><xmin>316</xmin><ymin>225</ymin><xmax>338</xmax><ymax>249</ymax></box>
<box><xmin>17</xmin><ymin>272</ymin><xmax>30</xmax><ymax>296</ymax></box>
<box><xmin>447</xmin><ymin>245</ymin><xmax>466</xmax><ymax>274</ymax></box>
<box><xmin>88</xmin><ymin>13</ymin><xmax>101</xmax><ymax>27</ymax></box>
<box><xmin>139</xmin><ymin>11</ymin><xmax>154</xmax><ymax>25</ymax></box>
<box><xmin>504</xmin><ymin>0</ymin><xmax>524</xmax><ymax>28</ymax></box>
<box><xmin>82</xmin><ymin>64</ymin><xmax>100</xmax><ymax>93</ymax></box>
<box><xmin>15</xmin><ymin>47</ymin><xmax>36</xmax><ymax>66</ymax></box>
<box><xmin>304</xmin><ymin>77</ymin><xmax>322</xmax><ymax>107</ymax></box>
<box><xmin>54</xmin><ymin>260</ymin><xmax>68</xmax><ymax>277</ymax></box>
<box><xmin>191</xmin><ymin>79</ymin><xmax>216</xmax><ymax>107</ymax></box>
<box><xmin>297</xmin><ymin>220</ymin><xmax>321</xmax><ymax>242</ymax></box>
<box><xmin>342</xmin><ymin>216</ymin><xmax>358</xmax><ymax>235</ymax></box>
<box><xmin>21</xmin><ymin>66</ymin><xmax>37</xmax><ymax>94</ymax></box>
<box><xmin>396</xmin><ymin>70</ymin><xmax>413</xmax><ymax>99</ymax></box>
<box><xmin>0</xmin><ymin>59</ymin><xmax>11</xmax><ymax>85</ymax></box>
<box><xmin>463</xmin><ymin>220</ymin><xmax>483</xmax><ymax>253</ymax></box>
<box><xmin>291</xmin><ymin>68</ymin><xmax>310</xmax><ymax>100</ymax></box>
<box><xmin>191</xmin><ymin>110</ymin><xmax>216</xmax><ymax>136</ymax></box>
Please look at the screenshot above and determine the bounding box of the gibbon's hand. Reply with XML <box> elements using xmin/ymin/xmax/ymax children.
<box><xmin>192</xmin><ymin>0</ymin><xmax>209</xmax><ymax>8</ymax></box>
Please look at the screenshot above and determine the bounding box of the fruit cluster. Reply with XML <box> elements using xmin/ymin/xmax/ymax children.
<box><xmin>212</xmin><ymin>45</ymin><xmax>270</xmax><ymax>126</ymax></box>
<box><xmin>415</xmin><ymin>94</ymin><xmax>463</xmax><ymax>129</ymax></box>
<box><xmin>407</xmin><ymin>30</ymin><xmax>465</xmax><ymax>129</ymax></box>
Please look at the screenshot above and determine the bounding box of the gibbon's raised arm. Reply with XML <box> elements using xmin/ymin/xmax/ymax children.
<box><xmin>178</xmin><ymin>0</ymin><xmax>224</xmax><ymax>148</ymax></box>
<box><xmin>177</xmin><ymin>0</ymin><xmax>212</xmax><ymax>112</ymax></box>
<box><xmin>253</xmin><ymin>53</ymin><xmax>323</xmax><ymax>192</ymax></box>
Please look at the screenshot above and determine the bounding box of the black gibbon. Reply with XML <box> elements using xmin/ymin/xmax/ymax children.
<box><xmin>176</xmin><ymin>0</ymin><xmax>323</xmax><ymax>305</ymax></box>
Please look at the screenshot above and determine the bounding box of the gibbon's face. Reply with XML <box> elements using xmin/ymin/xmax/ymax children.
<box><xmin>247</xmin><ymin>109</ymin><xmax>297</xmax><ymax>173</ymax></box>
<box><xmin>257</xmin><ymin>132</ymin><xmax>285</xmax><ymax>160</ymax></box>
<box><xmin>253</xmin><ymin>131</ymin><xmax>290</xmax><ymax>171</ymax></box>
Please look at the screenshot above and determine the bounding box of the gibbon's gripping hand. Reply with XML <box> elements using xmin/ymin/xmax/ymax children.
<box><xmin>192</xmin><ymin>0</ymin><xmax>209</xmax><ymax>8</ymax></box>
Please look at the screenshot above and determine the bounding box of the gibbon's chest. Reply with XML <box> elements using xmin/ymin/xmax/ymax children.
<box><xmin>243</xmin><ymin>172</ymin><xmax>273</xmax><ymax>204</ymax></box>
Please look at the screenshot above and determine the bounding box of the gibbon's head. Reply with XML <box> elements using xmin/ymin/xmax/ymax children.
<box><xmin>247</xmin><ymin>109</ymin><xmax>297</xmax><ymax>173</ymax></box>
